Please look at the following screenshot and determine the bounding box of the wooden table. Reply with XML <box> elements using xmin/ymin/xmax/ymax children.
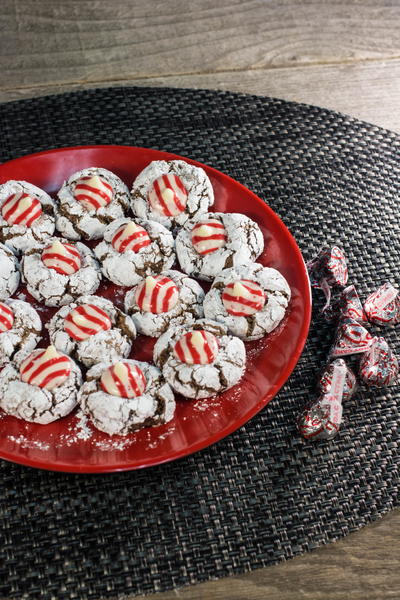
<box><xmin>1</xmin><ymin>2</ymin><xmax>399</xmax><ymax>599</ymax></box>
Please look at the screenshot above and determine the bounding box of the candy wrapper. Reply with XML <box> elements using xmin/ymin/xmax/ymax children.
<box><xmin>307</xmin><ymin>246</ymin><xmax>348</xmax><ymax>311</ymax></box>
<box><xmin>298</xmin><ymin>360</ymin><xmax>348</xmax><ymax>440</ymax></box>
<box><xmin>364</xmin><ymin>282</ymin><xmax>400</xmax><ymax>326</ymax></box>
<box><xmin>359</xmin><ymin>336</ymin><xmax>399</xmax><ymax>387</ymax></box>
<box><xmin>330</xmin><ymin>318</ymin><xmax>373</xmax><ymax>358</ymax></box>
<box><xmin>323</xmin><ymin>285</ymin><xmax>367</xmax><ymax>323</ymax></box>
<box><xmin>318</xmin><ymin>358</ymin><xmax>357</xmax><ymax>401</ymax></box>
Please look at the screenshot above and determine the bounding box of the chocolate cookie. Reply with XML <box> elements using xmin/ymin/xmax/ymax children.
<box><xmin>203</xmin><ymin>263</ymin><xmax>291</xmax><ymax>340</ymax></box>
<box><xmin>94</xmin><ymin>217</ymin><xmax>175</xmax><ymax>287</ymax></box>
<box><xmin>0</xmin><ymin>242</ymin><xmax>20</xmax><ymax>299</ymax></box>
<box><xmin>0</xmin><ymin>180</ymin><xmax>56</xmax><ymax>254</ymax></box>
<box><xmin>22</xmin><ymin>238</ymin><xmax>101</xmax><ymax>307</ymax></box>
<box><xmin>124</xmin><ymin>269</ymin><xmax>205</xmax><ymax>337</ymax></box>
<box><xmin>131</xmin><ymin>160</ymin><xmax>214</xmax><ymax>230</ymax></box>
<box><xmin>0</xmin><ymin>299</ymin><xmax>42</xmax><ymax>367</ymax></box>
<box><xmin>175</xmin><ymin>212</ymin><xmax>264</xmax><ymax>281</ymax></box>
<box><xmin>153</xmin><ymin>319</ymin><xmax>246</xmax><ymax>399</ymax></box>
<box><xmin>47</xmin><ymin>294</ymin><xmax>136</xmax><ymax>368</ymax></box>
<box><xmin>55</xmin><ymin>167</ymin><xmax>130</xmax><ymax>240</ymax></box>
<box><xmin>0</xmin><ymin>345</ymin><xmax>82</xmax><ymax>424</ymax></box>
<box><xmin>79</xmin><ymin>359</ymin><xmax>176</xmax><ymax>435</ymax></box>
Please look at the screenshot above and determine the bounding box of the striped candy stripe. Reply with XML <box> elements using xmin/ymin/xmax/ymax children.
<box><xmin>100</xmin><ymin>361</ymin><xmax>147</xmax><ymax>398</ymax></box>
<box><xmin>42</xmin><ymin>240</ymin><xmax>82</xmax><ymax>275</ymax></box>
<box><xmin>2</xmin><ymin>191</ymin><xmax>42</xmax><ymax>227</ymax></box>
<box><xmin>20</xmin><ymin>346</ymin><xmax>72</xmax><ymax>391</ymax></box>
<box><xmin>148</xmin><ymin>174</ymin><xmax>188</xmax><ymax>217</ymax></box>
<box><xmin>135</xmin><ymin>275</ymin><xmax>179</xmax><ymax>314</ymax></box>
<box><xmin>64</xmin><ymin>304</ymin><xmax>112</xmax><ymax>341</ymax></box>
<box><xmin>222</xmin><ymin>279</ymin><xmax>266</xmax><ymax>316</ymax></box>
<box><xmin>173</xmin><ymin>330</ymin><xmax>219</xmax><ymax>365</ymax></box>
<box><xmin>0</xmin><ymin>302</ymin><xmax>15</xmax><ymax>332</ymax></box>
<box><xmin>111</xmin><ymin>221</ymin><xmax>151</xmax><ymax>253</ymax></box>
<box><xmin>73</xmin><ymin>174</ymin><xmax>113</xmax><ymax>211</ymax></box>
<box><xmin>191</xmin><ymin>219</ymin><xmax>227</xmax><ymax>255</ymax></box>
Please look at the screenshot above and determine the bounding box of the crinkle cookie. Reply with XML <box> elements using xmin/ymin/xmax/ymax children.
<box><xmin>94</xmin><ymin>217</ymin><xmax>175</xmax><ymax>287</ymax></box>
<box><xmin>131</xmin><ymin>160</ymin><xmax>214</xmax><ymax>230</ymax></box>
<box><xmin>175</xmin><ymin>212</ymin><xmax>264</xmax><ymax>281</ymax></box>
<box><xmin>47</xmin><ymin>294</ymin><xmax>136</xmax><ymax>368</ymax></box>
<box><xmin>124</xmin><ymin>269</ymin><xmax>205</xmax><ymax>337</ymax></box>
<box><xmin>0</xmin><ymin>180</ymin><xmax>56</xmax><ymax>254</ymax></box>
<box><xmin>203</xmin><ymin>263</ymin><xmax>291</xmax><ymax>340</ymax></box>
<box><xmin>55</xmin><ymin>167</ymin><xmax>130</xmax><ymax>241</ymax></box>
<box><xmin>79</xmin><ymin>359</ymin><xmax>176</xmax><ymax>436</ymax></box>
<box><xmin>153</xmin><ymin>319</ymin><xmax>246</xmax><ymax>399</ymax></box>
<box><xmin>0</xmin><ymin>299</ymin><xmax>42</xmax><ymax>367</ymax></box>
<box><xmin>0</xmin><ymin>345</ymin><xmax>82</xmax><ymax>424</ymax></box>
<box><xmin>0</xmin><ymin>243</ymin><xmax>20</xmax><ymax>299</ymax></box>
<box><xmin>22</xmin><ymin>238</ymin><xmax>101</xmax><ymax>307</ymax></box>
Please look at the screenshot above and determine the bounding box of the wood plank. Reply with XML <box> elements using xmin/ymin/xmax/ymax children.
<box><xmin>1</xmin><ymin>59</ymin><xmax>399</xmax><ymax>133</ymax></box>
<box><xmin>1</xmin><ymin>0</ymin><xmax>400</xmax><ymax>88</ymax></box>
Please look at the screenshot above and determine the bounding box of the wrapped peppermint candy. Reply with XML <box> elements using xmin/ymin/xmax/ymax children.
<box><xmin>324</xmin><ymin>285</ymin><xmax>367</xmax><ymax>323</ymax></box>
<box><xmin>318</xmin><ymin>358</ymin><xmax>357</xmax><ymax>401</ymax></box>
<box><xmin>359</xmin><ymin>336</ymin><xmax>399</xmax><ymax>387</ymax></box>
<box><xmin>330</xmin><ymin>318</ymin><xmax>373</xmax><ymax>358</ymax></box>
<box><xmin>307</xmin><ymin>245</ymin><xmax>348</xmax><ymax>311</ymax></box>
<box><xmin>364</xmin><ymin>282</ymin><xmax>400</xmax><ymax>326</ymax></box>
<box><xmin>298</xmin><ymin>360</ymin><xmax>348</xmax><ymax>440</ymax></box>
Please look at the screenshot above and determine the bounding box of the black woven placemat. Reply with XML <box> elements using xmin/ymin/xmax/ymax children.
<box><xmin>0</xmin><ymin>87</ymin><xmax>399</xmax><ymax>600</ymax></box>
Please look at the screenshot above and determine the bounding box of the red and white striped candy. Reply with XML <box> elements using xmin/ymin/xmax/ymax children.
<box><xmin>2</xmin><ymin>191</ymin><xmax>42</xmax><ymax>227</ymax></box>
<box><xmin>42</xmin><ymin>240</ymin><xmax>82</xmax><ymax>275</ymax></box>
<box><xmin>148</xmin><ymin>174</ymin><xmax>188</xmax><ymax>217</ymax></box>
<box><xmin>64</xmin><ymin>304</ymin><xmax>112</xmax><ymax>341</ymax></box>
<box><xmin>173</xmin><ymin>330</ymin><xmax>219</xmax><ymax>365</ymax></box>
<box><xmin>0</xmin><ymin>302</ymin><xmax>15</xmax><ymax>332</ymax></box>
<box><xmin>191</xmin><ymin>219</ymin><xmax>227</xmax><ymax>255</ymax></box>
<box><xmin>73</xmin><ymin>174</ymin><xmax>113</xmax><ymax>211</ymax></box>
<box><xmin>111</xmin><ymin>221</ymin><xmax>151</xmax><ymax>253</ymax></box>
<box><xmin>135</xmin><ymin>275</ymin><xmax>179</xmax><ymax>314</ymax></box>
<box><xmin>222</xmin><ymin>279</ymin><xmax>266</xmax><ymax>316</ymax></box>
<box><xmin>100</xmin><ymin>361</ymin><xmax>147</xmax><ymax>398</ymax></box>
<box><xmin>20</xmin><ymin>345</ymin><xmax>72</xmax><ymax>390</ymax></box>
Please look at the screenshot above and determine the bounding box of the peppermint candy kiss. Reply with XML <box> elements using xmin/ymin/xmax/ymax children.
<box><xmin>359</xmin><ymin>337</ymin><xmax>399</xmax><ymax>387</ymax></box>
<box><xmin>222</xmin><ymin>280</ymin><xmax>266</xmax><ymax>316</ymax></box>
<box><xmin>173</xmin><ymin>330</ymin><xmax>219</xmax><ymax>365</ymax></box>
<box><xmin>191</xmin><ymin>219</ymin><xmax>227</xmax><ymax>255</ymax></box>
<box><xmin>111</xmin><ymin>221</ymin><xmax>151</xmax><ymax>253</ymax></box>
<box><xmin>2</xmin><ymin>191</ymin><xmax>42</xmax><ymax>227</ymax></box>
<box><xmin>74</xmin><ymin>175</ymin><xmax>113</xmax><ymax>211</ymax></box>
<box><xmin>364</xmin><ymin>282</ymin><xmax>400</xmax><ymax>326</ymax></box>
<box><xmin>64</xmin><ymin>304</ymin><xmax>112</xmax><ymax>341</ymax></box>
<box><xmin>100</xmin><ymin>361</ymin><xmax>147</xmax><ymax>398</ymax></box>
<box><xmin>148</xmin><ymin>174</ymin><xmax>188</xmax><ymax>217</ymax></box>
<box><xmin>135</xmin><ymin>275</ymin><xmax>179</xmax><ymax>314</ymax></box>
<box><xmin>42</xmin><ymin>240</ymin><xmax>82</xmax><ymax>275</ymax></box>
<box><xmin>20</xmin><ymin>345</ymin><xmax>72</xmax><ymax>391</ymax></box>
<box><xmin>0</xmin><ymin>302</ymin><xmax>15</xmax><ymax>333</ymax></box>
<box><xmin>331</xmin><ymin>318</ymin><xmax>374</xmax><ymax>357</ymax></box>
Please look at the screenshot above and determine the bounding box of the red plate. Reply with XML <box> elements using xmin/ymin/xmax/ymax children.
<box><xmin>0</xmin><ymin>146</ymin><xmax>311</xmax><ymax>473</ymax></box>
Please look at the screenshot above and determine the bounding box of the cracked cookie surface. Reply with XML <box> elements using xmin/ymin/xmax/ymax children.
<box><xmin>55</xmin><ymin>167</ymin><xmax>130</xmax><ymax>240</ymax></box>
<box><xmin>0</xmin><ymin>299</ymin><xmax>42</xmax><ymax>367</ymax></box>
<box><xmin>153</xmin><ymin>319</ymin><xmax>246</xmax><ymax>399</ymax></box>
<box><xmin>0</xmin><ymin>242</ymin><xmax>20</xmax><ymax>299</ymax></box>
<box><xmin>79</xmin><ymin>359</ymin><xmax>176</xmax><ymax>435</ymax></box>
<box><xmin>203</xmin><ymin>263</ymin><xmax>291</xmax><ymax>340</ymax></box>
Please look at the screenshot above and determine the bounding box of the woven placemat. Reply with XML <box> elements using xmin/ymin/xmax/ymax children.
<box><xmin>0</xmin><ymin>87</ymin><xmax>399</xmax><ymax>600</ymax></box>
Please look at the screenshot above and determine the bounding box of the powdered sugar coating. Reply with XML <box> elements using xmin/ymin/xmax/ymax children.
<box><xmin>0</xmin><ymin>180</ymin><xmax>56</xmax><ymax>254</ymax></box>
<box><xmin>153</xmin><ymin>319</ymin><xmax>246</xmax><ymax>399</ymax></box>
<box><xmin>176</xmin><ymin>212</ymin><xmax>264</xmax><ymax>281</ymax></box>
<box><xmin>0</xmin><ymin>243</ymin><xmax>20</xmax><ymax>299</ymax></box>
<box><xmin>47</xmin><ymin>294</ymin><xmax>137</xmax><ymax>368</ymax></box>
<box><xmin>55</xmin><ymin>168</ymin><xmax>130</xmax><ymax>240</ymax></box>
<box><xmin>22</xmin><ymin>238</ymin><xmax>101</xmax><ymax>307</ymax></box>
<box><xmin>0</xmin><ymin>356</ymin><xmax>82</xmax><ymax>424</ymax></box>
<box><xmin>0</xmin><ymin>299</ymin><xmax>42</xmax><ymax>367</ymax></box>
<box><xmin>131</xmin><ymin>160</ymin><xmax>214</xmax><ymax>229</ymax></box>
<box><xmin>125</xmin><ymin>269</ymin><xmax>205</xmax><ymax>337</ymax></box>
<box><xmin>94</xmin><ymin>217</ymin><xmax>175</xmax><ymax>287</ymax></box>
<box><xmin>79</xmin><ymin>359</ymin><xmax>176</xmax><ymax>435</ymax></box>
<box><xmin>203</xmin><ymin>264</ymin><xmax>291</xmax><ymax>340</ymax></box>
